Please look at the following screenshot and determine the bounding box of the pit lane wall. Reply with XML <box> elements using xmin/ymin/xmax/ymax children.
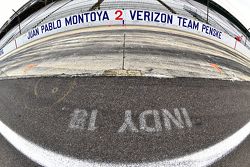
<box><xmin>0</xmin><ymin>9</ymin><xmax>249</xmax><ymax>59</ymax></box>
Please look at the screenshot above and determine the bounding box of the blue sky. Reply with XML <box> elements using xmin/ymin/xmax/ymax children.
<box><xmin>0</xmin><ymin>0</ymin><xmax>249</xmax><ymax>30</ymax></box>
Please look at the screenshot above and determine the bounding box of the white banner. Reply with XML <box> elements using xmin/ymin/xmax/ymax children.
<box><xmin>1</xmin><ymin>9</ymin><xmax>249</xmax><ymax>58</ymax></box>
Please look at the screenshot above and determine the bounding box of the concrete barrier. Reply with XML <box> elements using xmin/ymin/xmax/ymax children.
<box><xmin>1</xmin><ymin>9</ymin><xmax>249</xmax><ymax>60</ymax></box>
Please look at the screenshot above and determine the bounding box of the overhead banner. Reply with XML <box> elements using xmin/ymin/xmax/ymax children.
<box><xmin>25</xmin><ymin>9</ymin><xmax>223</xmax><ymax>41</ymax></box>
<box><xmin>1</xmin><ymin>9</ymin><xmax>249</xmax><ymax>58</ymax></box>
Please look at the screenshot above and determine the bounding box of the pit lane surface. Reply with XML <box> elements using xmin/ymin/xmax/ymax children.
<box><xmin>0</xmin><ymin>76</ymin><xmax>250</xmax><ymax>166</ymax></box>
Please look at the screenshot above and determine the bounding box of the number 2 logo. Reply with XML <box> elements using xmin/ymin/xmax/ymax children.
<box><xmin>115</xmin><ymin>10</ymin><xmax>123</xmax><ymax>20</ymax></box>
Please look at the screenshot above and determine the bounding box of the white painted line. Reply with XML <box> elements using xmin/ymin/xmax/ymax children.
<box><xmin>0</xmin><ymin>119</ymin><xmax>250</xmax><ymax>167</ymax></box>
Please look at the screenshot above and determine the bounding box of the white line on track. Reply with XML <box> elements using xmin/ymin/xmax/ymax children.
<box><xmin>0</xmin><ymin>120</ymin><xmax>250</xmax><ymax>167</ymax></box>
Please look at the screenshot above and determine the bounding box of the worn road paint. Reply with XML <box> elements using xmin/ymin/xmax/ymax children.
<box><xmin>181</xmin><ymin>108</ymin><xmax>193</xmax><ymax>128</ymax></box>
<box><xmin>69</xmin><ymin>109</ymin><xmax>98</xmax><ymax>131</ymax></box>
<box><xmin>139</xmin><ymin>110</ymin><xmax>162</xmax><ymax>132</ymax></box>
<box><xmin>211</xmin><ymin>64</ymin><xmax>222</xmax><ymax>73</ymax></box>
<box><xmin>1</xmin><ymin>119</ymin><xmax>250</xmax><ymax>166</ymax></box>
<box><xmin>51</xmin><ymin>87</ymin><xmax>59</xmax><ymax>94</ymax></box>
<box><xmin>23</xmin><ymin>64</ymin><xmax>37</xmax><ymax>74</ymax></box>
<box><xmin>118</xmin><ymin>108</ymin><xmax>192</xmax><ymax>133</ymax></box>
<box><xmin>88</xmin><ymin>110</ymin><xmax>98</xmax><ymax>131</ymax></box>
<box><xmin>118</xmin><ymin>110</ymin><xmax>139</xmax><ymax>133</ymax></box>
<box><xmin>69</xmin><ymin>108</ymin><xmax>191</xmax><ymax>132</ymax></box>
<box><xmin>33</xmin><ymin>79</ymin><xmax>76</xmax><ymax>107</ymax></box>
<box><xmin>162</xmin><ymin>108</ymin><xmax>192</xmax><ymax>130</ymax></box>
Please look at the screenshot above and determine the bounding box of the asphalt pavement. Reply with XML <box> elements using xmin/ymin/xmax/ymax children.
<box><xmin>0</xmin><ymin>76</ymin><xmax>249</xmax><ymax>166</ymax></box>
